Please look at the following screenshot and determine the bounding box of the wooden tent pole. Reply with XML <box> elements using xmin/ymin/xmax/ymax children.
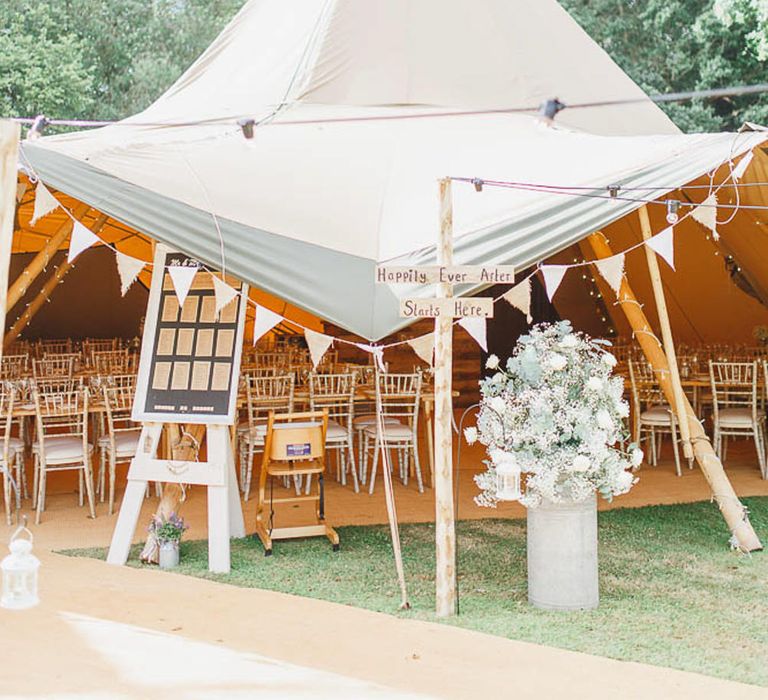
<box><xmin>4</xmin><ymin>258</ymin><xmax>75</xmax><ymax>347</ymax></box>
<box><xmin>4</xmin><ymin>213</ymin><xmax>110</xmax><ymax>348</ymax></box>
<box><xmin>7</xmin><ymin>202</ymin><xmax>90</xmax><ymax>311</ymax></box>
<box><xmin>586</xmin><ymin>231</ymin><xmax>762</xmax><ymax>551</ymax></box>
<box><xmin>435</xmin><ymin>178</ymin><xmax>457</xmax><ymax>617</ymax></box>
<box><xmin>0</xmin><ymin>121</ymin><xmax>20</xmax><ymax>362</ymax></box>
<box><xmin>637</xmin><ymin>205</ymin><xmax>694</xmax><ymax>464</ymax></box>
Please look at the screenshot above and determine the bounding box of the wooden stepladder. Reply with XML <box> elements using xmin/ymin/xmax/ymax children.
<box><xmin>107</xmin><ymin>422</ymin><xmax>244</xmax><ymax>573</ymax></box>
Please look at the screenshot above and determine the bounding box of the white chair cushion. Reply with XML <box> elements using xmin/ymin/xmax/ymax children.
<box><xmin>238</xmin><ymin>420</ymin><xmax>267</xmax><ymax>435</ymax></box>
<box><xmin>0</xmin><ymin>437</ymin><xmax>22</xmax><ymax>465</ymax></box>
<box><xmin>353</xmin><ymin>415</ymin><xmax>401</xmax><ymax>429</ymax></box>
<box><xmin>98</xmin><ymin>429</ymin><xmax>141</xmax><ymax>457</ymax></box>
<box><xmin>640</xmin><ymin>405</ymin><xmax>673</xmax><ymax>425</ymax></box>
<box><xmin>326</xmin><ymin>420</ymin><xmax>349</xmax><ymax>441</ymax></box>
<box><xmin>33</xmin><ymin>436</ymin><xmax>93</xmax><ymax>464</ymax></box>
<box><xmin>717</xmin><ymin>408</ymin><xmax>759</xmax><ymax>428</ymax></box>
<box><xmin>363</xmin><ymin>423</ymin><xmax>413</xmax><ymax>439</ymax></box>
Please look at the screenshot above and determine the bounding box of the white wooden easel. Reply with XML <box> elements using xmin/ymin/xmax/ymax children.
<box><xmin>106</xmin><ymin>422</ymin><xmax>245</xmax><ymax>573</ymax></box>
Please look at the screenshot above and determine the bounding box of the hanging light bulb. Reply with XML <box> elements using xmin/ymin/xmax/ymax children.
<box><xmin>666</xmin><ymin>200</ymin><xmax>680</xmax><ymax>225</ymax></box>
<box><xmin>472</xmin><ymin>178</ymin><xmax>484</xmax><ymax>193</ymax></box>
<box><xmin>237</xmin><ymin>118</ymin><xmax>256</xmax><ymax>140</ymax></box>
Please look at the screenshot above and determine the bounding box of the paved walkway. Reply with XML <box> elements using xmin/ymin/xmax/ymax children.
<box><xmin>1</xmin><ymin>552</ymin><xmax>766</xmax><ymax>700</ymax></box>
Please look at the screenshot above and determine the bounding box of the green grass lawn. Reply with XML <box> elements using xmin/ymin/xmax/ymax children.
<box><xmin>64</xmin><ymin>497</ymin><xmax>768</xmax><ymax>687</ymax></box>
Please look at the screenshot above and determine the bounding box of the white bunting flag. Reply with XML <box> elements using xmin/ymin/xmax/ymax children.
<box><xmin>210</xmin><ymin>273</ymin><xmax>238</xmax><ymax>318</ymax></box>
<box><xmin>305</xmin><ymin>329</ymin><xmax>334</xmax><ymax>369</ymax></box>
<box><xmin>356</xmin><ymin>343</ymin><xmax>387</xmax><ymax>372</ymax></box>
<box><xmin>502</xmin><ymin>278</ymin><xmax>532</xmax><ymax>322</ymax></box>
<box><xmin>732</xmin><ymin>151</ymin><xmax>754</xmax><ymax>181</ymax></box>
<box><xmin>167</xmin><ymin>264</ymin><xmax>198</xmax><ymax>308</ymax></box>
<box><xmin>67</xmin><ymin>220</ymin><xmax>101</xmax><ymax>263</ymax></box>
<box><xmin>691</xmin><ymin>194</ymin><xmax>718</xmax><ymax>240</ymax></box>
<box><xmin>647</xmin><ymin>226</ymin><xmax>676</xmax><ymax>271</ymax></box>
<box><xmin>16</xmin><ymin>183</ymin><xmax>27</xmax><ymax>202</ymax></box>
<box><xmin>31</xmin><ymin>182</ymin><xmax>60</xmax><ymax>225</ymax></box>
<box><xmin>252</xmin><ymin>305</ymin><xmax>283</xmax><ymax>345</ymax></box>
<box><xmin>115</xmin><ymin>251</ymin><xmax>145</xmax><ymax>296</ymax></box>
<box><xmin>594</xmin><ymin>253</ymin><xmax>625</xmax><ymax>295</ymax></box>
<box><xmin>459</xmin><ymin>316</ymin><xmax>487</xmax><ymax>352</ymax></box>
<box><xmin>541</xmin><ymin>265</ymin><xmax>568</xmax><ymax>302</ymax></box>
<box><xmin>407</xmin><ymin>333</ymin><xmax>435</xmax><ymax>366</ymax></box>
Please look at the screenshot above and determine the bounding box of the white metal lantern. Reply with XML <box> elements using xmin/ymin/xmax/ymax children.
<box><xmin>492</xmin><ymin>450</ymin><xmax>522</xmax><ymax>501</ymax></box>
<box><xmin>1</xmin><ymin>520</ymin><xmax>40</xmax><ymax>610</ymax></box>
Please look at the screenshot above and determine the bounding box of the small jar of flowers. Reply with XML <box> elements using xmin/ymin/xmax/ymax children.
<box><xmin>149</xmin><ymin>512</ymin><xmax>188</xmax><ymax>569</ymax></box>
<box><xmin>465</xmin><ymin>321</ymin><xmax>641</xmax><ymax>610</ymax></box>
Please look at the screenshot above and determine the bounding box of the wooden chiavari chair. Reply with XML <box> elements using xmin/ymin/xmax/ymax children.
<box><xmin>0</xmin><ymin>389</ymin><xmax>24</xmax><ymax>524</ymax></box>
<box><xmin>362</xmin><ymin>372</ymin><xmax>423</xmax><ymax>494</ymax></box>
<box><xmin>238</xmin><ymin>373</ymin><xmax>295</xmax><ymax>500</ymax></box>
<box><xmin>32</xmin><ymin>387</ymin><xmax>95</xmax><ymax>523</ymax></box>
<box><xmin>709</xmin><ymin>361</ymin><xmax>766</xmax><ymax>476</ymax></box>
<box><xmin>33</xmin><ymin>356</ymin><xmax>74</xmax><ymax>379</ymax></box>
<box><xmin>309</xmin><ymin>372</ymin><xmax>359</xmax><ymax>492</ymax></box>
<box><xmin>628</xmin><ymin>360</ymin><xmax>681</xmax><ymax>475</ymax></box>
<box><xmin>98</xmin><ymin>385</ymin><xmax>141</xmax><ymax>514</ymax></box>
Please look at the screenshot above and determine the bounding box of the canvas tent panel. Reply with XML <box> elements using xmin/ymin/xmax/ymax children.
<box><xmin>141</xmin><ymin>0</ymin><xmax>677</xmax><ymax>136</ymax></box>
<box><xmin>298</xmin><ymin>0</ymin><xmax>677</xmax><ymax>135</ymax></box>
<box><xmin>22</xmin><ymin>127</ymin><xmax>767</xmax><ymax>340</ymax></box>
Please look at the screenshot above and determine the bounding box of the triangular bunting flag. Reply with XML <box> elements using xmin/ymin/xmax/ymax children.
<box><xmin>691</xmin><ymin>194</ymin><xmax>718</xmax><ymax>240</ymax></box>
<box><xmin>210</xmin><ymin>274</ymin><xmax>238</xmax><ymax>318</ymax></box>
<box><xmin>407</xmin><ymin>333</ymin><xmax>434</xmax><ymax>366</ymax></box>
<box><xmin>252</xmin><ymin>305</ymin><xmax>283</xmax><ymax>345</ymax></box>
<box><xmin>732</xmin><ymin>151</ymin><xmax>754</xmax><ymax>181</ymax></box>
<box><xmin>594</xmin><ymin>254</ymin><xmax>625</xmax><ymax>296</ymax></box>
<box><xmin>115</xmin><ymin>251</ymin><xmax>145</xmax><ymax>296</ymax></box>
<box><xmin>67</xmin><ymin>221</ymin><xmax>101</xmax><ymax>263</ymax></box>
<box><xmin>167</xmin><ymin>264</ymin><xmax>198</xmax><ymax>308</ymax></box>
<box><xmin>16</xmin><ymin>183</ymin><xmax>27</xmax><ymax>202</ymax></box>
<box><xmin>502</xmin><ymin>279</ymin><xmax>532</xmax><ymax>323</ymax></box>
<box><xmin>305</xmin><ymin>329</ymin><xmax>334</xmax><ymax>369</ymax></box>
<box><xmin>459</xmin><ymin>317</ymin><xmax>487</xmax><ymax>352</ymax></box>
<box><xmin>647</xmin><ymin>226</ymin><xmax>675</xmax><ymax>271</ymax></box>
<box><xmin>541</xmin><ymin>265</ymin><xmax>568</xmax><ymax>302</ymax></box>
<box><xmin>356</xmin><ymin>343</ymin><xmax>387</xmax><ymax>372</ymax></box>
<box><xmin>31</xmin><ymin>182</ymin><xmax>60</xmax><ymax>225</ymax></box>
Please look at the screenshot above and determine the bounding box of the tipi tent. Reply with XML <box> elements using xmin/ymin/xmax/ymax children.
<box><xmin>21</xmin><ymin>0</ymin><xmax>768</xmax><ymax>343</ymax></box>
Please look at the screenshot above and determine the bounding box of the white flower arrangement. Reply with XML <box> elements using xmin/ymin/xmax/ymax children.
<box><xmin>469</xmin><ymin>321</ymin><xmax>640</xmax><ymax>508</ymax></box>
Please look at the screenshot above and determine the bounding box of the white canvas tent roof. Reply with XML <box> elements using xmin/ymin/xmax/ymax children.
<box><xmin>18</xmin><ymin>0</ymin><xmax>768</xmax><ymax>340</ymax></box>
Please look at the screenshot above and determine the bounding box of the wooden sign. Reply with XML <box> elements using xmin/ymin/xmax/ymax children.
<box><xmin>399</xmin><ymin>297</ymin><xmax>494</xmax><ymax>319</ymax></box>
<box><xmin>132</xmin><ymin>246</ymin><xmax>248</xmax><ymax>425</ymax></box>
<box><xmin>377</xmin><ymin>265</ymin><xmax>515</xmax><ymax>285</ymax></box>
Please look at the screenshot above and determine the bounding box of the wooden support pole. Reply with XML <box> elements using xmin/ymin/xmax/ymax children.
<box><xmin>0</xmin><ymin>121</ymin><xmax>20</xmax><ymax>362</ymax></box>
<box><xmin>4</xmin><ymin>258</ymin><xmax>74</xmax><ymax>348</ymax></box>
<box><xmin>435</xmin><ymin>178</ymin><xmax>457</xmax><ymax>616</ymax></box>
<box><xmin>7</xmin><ymin>201</ymin><xmax>90</xmax><ymax>311</ymax></box>
<box><xmin>637</xmin><ymin>206</ymin><xmax>693</xmax><ymax>463</ymax></box>
<box><xmin>4</xmin><ymin>213</ymin><xmax>109</xmax><ymax>349</ymax></box>
<box><xmin>586</xmin><ymin>231</ymin><xmax>762</xmax><ymax>551</ymax></box>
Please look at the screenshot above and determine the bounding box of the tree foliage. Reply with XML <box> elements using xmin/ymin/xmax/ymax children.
<box><xmin>0</xmin><ymin>0</ymin><xmax>246</xmax><ymax>122</ymax></box>
<box><xmin>2</xmin><ymin>0</ymin><xmax>768</xmax><ymax>132</ymax></box>
<box><xmin>560</xmin><ymin>0</ymin><xmax>768</xmax><ymax>131</ymax></box>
